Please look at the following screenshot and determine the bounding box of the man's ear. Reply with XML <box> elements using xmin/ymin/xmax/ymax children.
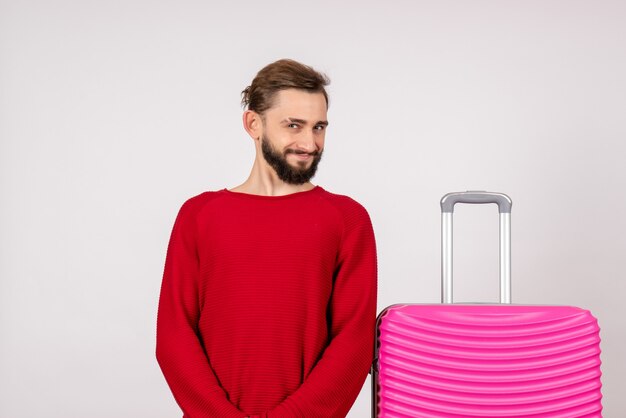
<box><xmin>243</xmin><ymin>110</ymin><xmax>262</xmax><ymax>141</ymax></box>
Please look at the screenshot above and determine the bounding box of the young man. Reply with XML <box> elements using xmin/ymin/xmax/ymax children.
<box><xmin>156</xmin><ymin>59</ymin><xmax>377</xmax><ymax>418</ymax></box>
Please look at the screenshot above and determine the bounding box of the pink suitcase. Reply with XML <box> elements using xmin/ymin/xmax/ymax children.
<box><xmin>373</xmin><ymin>192</ymin><xmax>603</xmax><ymax>417</ymax></box>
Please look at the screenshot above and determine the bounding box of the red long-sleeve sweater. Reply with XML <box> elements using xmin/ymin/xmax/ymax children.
<box><xmin>156</xmin><ymin>186</ymin><xmax>377</xmax><ymax>418</ymax></box>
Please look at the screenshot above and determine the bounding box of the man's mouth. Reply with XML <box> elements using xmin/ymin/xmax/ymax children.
<box><xmin>286</xmin><ymin>149</ymin><xmax>318</xmax><ymax>157</ymax></box>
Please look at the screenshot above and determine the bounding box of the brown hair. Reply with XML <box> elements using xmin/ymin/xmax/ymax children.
<box><xmin>241</xmin><ymin>59</ymin><xmax>330</xmax><ymax>115</ymax></box>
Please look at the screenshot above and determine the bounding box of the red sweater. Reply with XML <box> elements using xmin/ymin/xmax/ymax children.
<box><xmin>156</xmin><ymin>186</ymin><xmax>377</xmax><ymax>418</ymax></box>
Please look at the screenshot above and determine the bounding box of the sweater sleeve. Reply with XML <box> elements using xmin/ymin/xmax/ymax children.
<box><xmin>267</xmin><ymin>203</ymin><xmax>378</xmax><ymax>418</ymax></box>
<box><xmin>156</xmin><ymin>197</ymin><xmax>246</xmax><ymax>418</ymax></box>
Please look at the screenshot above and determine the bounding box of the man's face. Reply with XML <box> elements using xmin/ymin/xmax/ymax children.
<box><xmin>258</xmin><ymin>89</ymin><xmax>328</xmax><ymax>185</ymax></box>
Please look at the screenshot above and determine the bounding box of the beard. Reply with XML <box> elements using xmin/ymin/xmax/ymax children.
<box><xmin>261</xmin><ymin>135</ymin><xmax>323</xmax><ymax>185</ymax></box>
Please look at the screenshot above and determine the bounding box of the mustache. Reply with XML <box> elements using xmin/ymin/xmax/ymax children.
<box><xmin>284</xmin><ymin>149</ymin><xmax>321</xmax><ymax>156</ymax></box>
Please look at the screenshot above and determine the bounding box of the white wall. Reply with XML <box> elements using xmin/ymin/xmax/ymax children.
<box><xmin>1</xmin><ymin>0</ymin><xmax>625</xmax><ymax>416</ymax></box>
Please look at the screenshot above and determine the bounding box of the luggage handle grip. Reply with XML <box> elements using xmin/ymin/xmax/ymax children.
<box><xmin>441</xmin><ymin>191</ymin><xmax>512</xmax><ymax>213</ymax></box>
<box><xmin>440</xmin><ymin>191</ymin><xmax>512</xmax><ymax>304</ymax></box>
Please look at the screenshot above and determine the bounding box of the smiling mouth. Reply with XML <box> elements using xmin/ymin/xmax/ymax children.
<box><xmin>285</xmin><ymin>150</ymin><xmax>317</xmax><ymax>166</ymax></box>
<box><xmin>294</xmin><ymin>153</ymin><xmax>312</xmax><ymax>160</ymax></box>
<box><xmin>285</xmin><ymin>149</ymin><xmax>318</xmax><ymax>157</ymax></box>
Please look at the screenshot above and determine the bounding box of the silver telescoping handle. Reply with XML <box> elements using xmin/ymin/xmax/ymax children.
<box><xmin>440</xmin><ymin>191</ymin><xmax>512</xmax><ymax>304</ymax></box>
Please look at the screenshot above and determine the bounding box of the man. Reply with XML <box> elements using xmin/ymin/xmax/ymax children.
<box><xmin>156</xmin><ymin>59</ymin><xmax>377</xmax><ymax>418</ymax></box>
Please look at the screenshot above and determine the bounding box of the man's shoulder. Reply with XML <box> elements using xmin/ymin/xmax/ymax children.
<box><xmin>317</xmin><ymin>187</ymin><xmax>370</xmax><ymax>219</ymax></box>
<box><xmin>176</xmin><ymin>190</ymin><xmax>227</xmax><ymax>217</ymax></box>
<box><xmin>183</xmin><ymin>189</ymin><xmax>223</xmax><ymax>204</ymax></box>
<box><xmin>317</xmin><ymin>188</ymin><xmax>375</xmax><ymax>242</ymax></box>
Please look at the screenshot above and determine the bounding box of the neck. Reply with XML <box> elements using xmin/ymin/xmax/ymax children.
<box><xmin>230</xmin><ymin>156</ymin><xmax>315</xmax><ymax>196</ymax></box>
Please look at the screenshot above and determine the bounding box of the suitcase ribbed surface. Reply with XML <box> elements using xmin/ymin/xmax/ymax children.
<box><xmin>375</xmin><ymin>305</ymin><xmax>602</xmax><ymax>417</ymax></box>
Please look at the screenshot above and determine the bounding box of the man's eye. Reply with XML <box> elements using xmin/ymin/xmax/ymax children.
<box><xmin>288</xmin><ymin>123</ymin><xmax>299</xmax><ymax>129</ymax></box>
<box><xmin>314</xmin><ymin>125</ymin><xmax>326</xmax><ymax>131</ymax></box>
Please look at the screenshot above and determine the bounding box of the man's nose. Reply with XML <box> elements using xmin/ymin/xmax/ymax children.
<box><xmin>295</xmin><ymin>130</ymin><xmax>317</xmax><ymax>152</ymax></box>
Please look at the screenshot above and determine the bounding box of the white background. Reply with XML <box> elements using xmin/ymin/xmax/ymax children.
<box><xmin>1</xmin><ymin>0</ymin><xmax>625</xmax><ymax>416</ymax></box>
